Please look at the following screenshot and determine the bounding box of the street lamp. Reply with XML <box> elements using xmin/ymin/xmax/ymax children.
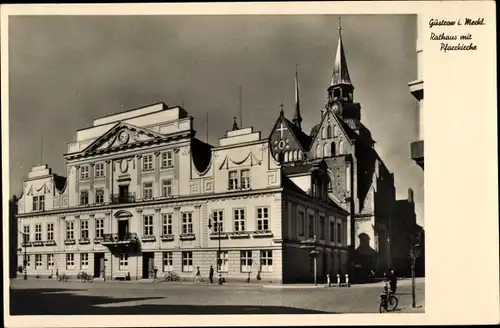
<box><xmin>18</xmin><ymin>230</ymin><xmax>28</xmax><ymax>280</ymax></box>
<box><xmin>207</xmin><ymin>217</ymin><xmax>223</xmax><ymax>285</ymax></box>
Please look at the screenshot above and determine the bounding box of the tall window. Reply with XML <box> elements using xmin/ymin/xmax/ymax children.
<box><xmin>95</xmin><ymin>163</ymin><xmax>105</xmax><ymax>178</ymax></box>
<box><xmin>95</xmin><ymin>218</ymin><xmax>104</xmax><ymax>238</ymax></box>
<box><xmin>337</xmin><ymin>222</ymin><xmax>342</xmax><ymax>243</ymax></box>
<box><xmin>308</xmin><ymin>214</ymin><xmax>315</xmax><ymax>238</ymax></box>
<box><xmin>35</xmin><ymin>224</ymin><xmax>42</xmax><ymax>241</ymax></box>
<box><xmin>162</xmin><ymin>213</ymin><xmax>173</xmax><ymax>235</ymax></box>
<box><xmin>333</xmin><ymin>125</ymin><xmax>338</xmax><ymax>137</ymax></box>
<box><xmin>80</xmin><ymin>220</ymin><xmax>89</xmax><ymax>239</ymax></box>
<box><xmin>316</xmin><ymin>144</ymin><xmax>322</xmax><ymax>158</ymax></box>
<box><xmin>143</xmin><ymin>182</ymin><xmax>153</xmax><ymax>199</ymax></box>
<box><xmin>33</xmin><ymin>195</ymin><xmax>45</xmax><ymax>211</ymax></box>
<box><xmin>240</xmin><ymin>169</ymin><xmax>251</xmax><ymax>189</ymax></box>
<box><xmin>25</xmin><ymin>255</ymin><xmax>31</xmax><ymax>267</ymax></box>
<box><xmin>143</xmin><ymin>155</ymin><xmax>153</xmax><ymax>171</ymax></box>
<box><xmin>260</xmin><ymin>250</ymin><xmax>273</xmax><ymax>272</ymax></box>
<box><xmin>143</xmin><ymin>215</ymin><xmax>154</xmax><ymax>237</ymax></box>
<box><xmin>161</xmin><ymin>151</ymin><xmax>173</xmax><ymax>168</ymax></box>
<box><xmin>23</xmin><ymin>225</ymin><xmax>30</xmax><ymax>241</ymax></box>
<box><xmin>338</xmin><ymin>140</ymin><xmax>344</xmax><ymax>154</ymax></box>
<box><xmin>80</xmin><ymin>190</ymin><xmax>89</xmax><ymax>205</ymax></box>
<box><xmin>163</xmin><ymin>252</ymin><xmax>173</xmax><ymax>271</ymax></box>
<box><xmin>66</xmin><ymin>253</ymin><xmax>75</xmax><ymax>269</ymax></box>
<box><xmin>161</xmin><ymin>179</ymin><xmax>172</xmax><ymax>197</ymax></box>
<box><xmin>212</xmin><ymin>210</ymin><xmax>224</xmax><ymax>232</ymax></box>
<box><xmin>321</xmin><ymin>126</ymin><xmax>326</xmax><ymax>139</ymax></box>
<box><xmin>256</xmin><ymin>207</ymin><xmax>269</xmax><ymax>231</ymax></box>
<box><xmin>81</xmin><ymin>253</ymin><xmax>89</xmax><ymax>269</ymax></box>
<box><xmin>66</xmin><ymin>221</ymin><xmax>74</xmax><ymax>240</ymax></box>
<box><xmin>95</xmin><ymin>188</ymin><xmax>104</xmax><ymax>204</ymax></box>
<box><xmin>329</xmin><ymin>221</ymin><xmax>335</xmax><ymax>242</ymax></box>
<box><xmin>240</xmin><ymin>251</ymin><xmax>252</xmax><ymax>272</ymax></box>
<box><xmin>228</xmin><ymin>170</ymin><xmax>239</xmax><ymax>190</ymax></box>
<box><xmin>47</xmin><ymin>223</ymin><xmax>54</xmax><ymax>241</ymax></box>
<box><xmin>319</xmin><ymin>217</ymin><xmax>325</xmax><ymax>240</ymax></box>
<box><xmin>119</xmin><ymin>253</ymin><xmax>128</xmax><ymax>269</ymax></box>
<box><xmin>47</xmin><ymin>254</ymin><xmax>54</xmax><ymax>268</ymax></box>
<box><xmin>298</xmin><ymin>212</ymin><xmax>305</xmax><ymax>236</ymax></box>
<box><xmin>233</xmin><ymin>209</ymin><xmax>245</xmax><ymax>232</ymax></box>
<box><xmin>220</xmin><ymin>251</ymin><xmax>229</xmax><ymax>272</ymax></box>
<box><xmin>80</xmin><ymin>165</ymin><xmax>89</xmax><ymax>180</ymax></box>
<box><xmin>327</xmin><ymin>125</ymin><xmax>332</xmax><ymax>138</ymax></box>
<box><xmin>182</xmin><ymin>212</ymin><xmax>193</xmax><ymax>234</ymax></box>
<box><xmin>182</xmin><ymin>251</ymin><xmax>193</xmax><ymax>272</ymax></box>
<box><xmin>35</xmin><ymin>254</ymin><xmax>43</xmax><ymax>269</ymax></box>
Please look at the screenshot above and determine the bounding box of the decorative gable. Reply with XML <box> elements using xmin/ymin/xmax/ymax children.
<box><xmin>268</xmin><ymin>117</ymin><xmax>310</xmax><ymax>162</ymax></box>
<box><xmin>309</xmin><ymin>109</ymin><xmax>354</xmax><ymax>160</ymax></box>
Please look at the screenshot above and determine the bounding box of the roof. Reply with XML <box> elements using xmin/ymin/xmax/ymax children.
<box><xmin>330</xmin><ymin>32</ymin><xmax>353</xmax><ymax>87</ymax></box>
<box><xmin>283</xmin><ymin>117</ymin><xmax>312</xmax><ymax>150</ymax></box>
<box><xmin>282</xmin><ymin>163</ymin><xmax>314</xmax><ymax>175</ymax></box>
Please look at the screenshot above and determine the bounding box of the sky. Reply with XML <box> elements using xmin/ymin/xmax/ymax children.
<box><xmin>8</xmin><ymin>14</ymin><xmax>424</xmax><ymax>226</ymax></box>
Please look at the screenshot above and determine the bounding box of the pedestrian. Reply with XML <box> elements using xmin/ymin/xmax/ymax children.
<box><xmin>153</xmin><ymin>266</ymin><xmax>158</xmax><ymax>283</ymax></box>
<box><xmin>209</xmin><ymin>265</ymin><xmax>214</xmax><ymax>284</ymax></box>
<box><xmin>389</xmin><ymin>269</ymin><xmax>397</xmax><ymax>294</ymax></box>
<box><xmin>195</xmin><ymin>266</ymin><xmax>201</xmax><ymax>284</ymax></box>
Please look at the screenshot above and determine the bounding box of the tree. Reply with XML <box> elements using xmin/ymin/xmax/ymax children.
<box><xmin>409</xmin><ymin>231</ymin><xmax>422</xmax><ymax>308</ymax></box>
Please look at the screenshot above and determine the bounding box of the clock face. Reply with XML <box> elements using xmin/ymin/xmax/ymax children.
<box><xmin>332</xmin><ymin>103</ymin><xmax>340</xmax><ymax>112</ymax></box>
<box><xmin>118</xmin><ymin>131</ymin><xmax>129</xmax><ymax>144</ymax></box>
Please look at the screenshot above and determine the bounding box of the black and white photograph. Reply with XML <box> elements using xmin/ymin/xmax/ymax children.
<box><xmin>2</xmin><ymin>2</ymin><xmax>498</xmax><ymax>327</ymax></box>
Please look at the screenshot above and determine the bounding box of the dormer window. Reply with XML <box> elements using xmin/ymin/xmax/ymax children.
<box><xmin>80</xmin><ymin>165</ymin><xmax>90</xmax><ymax>180</ymax></box>
<box><xmin>143</xmin><ymin>155</ymin><xmax>154</xmax><ymax>171</ymax></box>
<box><xmin>95</xmin><ymin>163</ymin><xmax>105</xmax><ymax>178</ymax></box>
<box><xmin>161</xmin><ymin>151</ymin><xmax>173</xmax><ymax>168</ymax></box>
<box><xmin>33</xmin><ymin>195</ymin><xmax>45</xmax><ymax>211</ymax></box>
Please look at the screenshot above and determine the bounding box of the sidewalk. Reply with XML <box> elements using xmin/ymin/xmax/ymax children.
<box><xmin>398</xmin><ymin>304</ymin><xmax>425</xmax><ymax>313</ymax></box>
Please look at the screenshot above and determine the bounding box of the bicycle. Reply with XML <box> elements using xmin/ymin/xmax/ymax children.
<box><xmin>379</xmin><ymin>281</ymin><xmax>398</xmax><ymax>313</ymax></box>
<box><xmin>58</xmin><ymin>273</ymin><xmax>69</xmax><ymax>282</ymax></box>
<box><xmin>164</xmin><ymin>271</ymin><xmax>180</xmax><ymax>282</ymax></box>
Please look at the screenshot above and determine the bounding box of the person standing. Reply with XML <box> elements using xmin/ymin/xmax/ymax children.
<box><xmin>389</xmin><ymin>269</ymin><xmax>397</xmax><ymax>294</ymax></box>
<box><xmin>195</xmin><ymin>266</ymin><xmax>201</xmax><ymax>284</ymax></box>
<box><xmin>153</xmin><ymin>266</ymin><xmax>158</xmax><ymax>283</ymax></box>
<box><xmin>209</xmin><ymin>265</ymin><xmax>214</xmax><ymax>284</ymax></box>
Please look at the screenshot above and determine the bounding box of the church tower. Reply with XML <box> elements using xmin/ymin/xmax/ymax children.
<box><xmin>292</xmin><ymin>66</ymin><xmax>303</xmax><ymax>130</ymax></box>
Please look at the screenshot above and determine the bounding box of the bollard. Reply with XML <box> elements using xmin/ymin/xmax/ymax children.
<box><xmin>336</xmin><ymin>274</ymin><xmax>341</xmax><ymax>287</ymax></box>
<box><xmin>345</xmin><ymin>273</ymin><xmax>350</xmax><ymax>287</ymax></box>
<box><xmin>326</xmin><ymin>274</ymin><xmax>331</xmax><ymax>287</ymax></box>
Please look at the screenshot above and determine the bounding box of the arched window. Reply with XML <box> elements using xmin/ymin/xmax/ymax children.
<box><xmin>316</xmin><ymin>144</ymin><xmax>322</xmax><ymax>158</ymax></box>
<box><xmin>284</xmin><ymin>151</ymin><xmax>289</xmax><ymax>162</ymax></box>
<box><xmin>331</xmin><ymin>142</ymin><xmax>336</xmax><ymax>156</ymax></box>
<box><xmin>298</xmin><ymin>150</ymin><xmax>303</xmax><ymax>160</ymax></box>
<box><xmin>339</xmin><ymin>140</ymin><xmax>344</xmax><ymax>155</ymax></box>
<box><xmin>327</xmin><ymin>125</ymin><xmax>332</xmax><ymax>138</ymax></box>
<box><xmin>323</xmin><ymin>142</ymin><xmax>330</xmax><ymax>157</ymax></box>
<box><xmin>321</xmin><ymin>127</ymin><xmax>326</xmax><ymax>139</ymax></box>
<box><xmin>293</xmin><ymin>150</ymin><xmax>298</xmax><ymax>161</ymax></box>
<box><xmin>333</xmin><ymin>125</ymin><xmax>338</xmax><ymax>137</ymax></box>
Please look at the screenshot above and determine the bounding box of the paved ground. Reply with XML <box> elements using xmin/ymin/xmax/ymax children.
<box><xmin>9</xmin><ymin>278</ymin><xmax>425</xmax><ymax>315</ymax></box>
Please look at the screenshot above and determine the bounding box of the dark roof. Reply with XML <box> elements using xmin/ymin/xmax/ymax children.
<box><xmin>310</xmin><ymin>124</ymin><xmax>321</xmax><ymax>140</ymax></box>
<box><xmin>191</xmin><ymin>138</ymin><xmax>213</xmax><ymax>174</ymax></box>
<box><xmin>283</xmin><ymin>117</ymin><xmax>312</xmax><ymax>150</ymax></box>
<box><xmin>282</xmin><ymin>163</ymin><xmax>314</xmax><ymax>175</ymax></box>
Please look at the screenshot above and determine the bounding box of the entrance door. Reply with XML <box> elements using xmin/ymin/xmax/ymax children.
<box><xmin>118</xmin><ymin>220</ymin><xmax>129</xmax><ymax>239</ymax></box>
<box><xmin>142</xmin><ymin>253</ymin><xmax>154</xmax><ymax>279</ymax></box>
<box><xmin>94</xmin><ymin>253</ymin><xmax>105</xmax><ymax>278</ymax></box>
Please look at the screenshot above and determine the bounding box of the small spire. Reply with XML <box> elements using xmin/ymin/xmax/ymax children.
<box><xmin>232</xmin><ymin>116</ymin><xmax>239</xmax><ymax>130</ymax></box>
<box><xmin>279</xmin><ymin>102</ymin><xmax>284</xmax><ymax>116</ymax></box>
<box><xmin>292</xmin><ymin>65</ymin><xmax>303</xmax><ymax>129</ymax></box>
<box><xmin>330</xmin><ymin>16</ymin><xmax>352</xmax><ymax>87</ymax></box>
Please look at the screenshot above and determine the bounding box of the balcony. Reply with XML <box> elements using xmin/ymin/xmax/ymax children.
<box><xmin>179</xmin><ymin>233</ymin><xmax>196</xmax><ymax>241</ymax></box>
<box><xmin>79</xmin><ymin>238</ymin><xmax>91</xmax><ymax>245</ymax></box>
<box><xmin>64</xmin><ymin>239</ymin><xmax>76</xmax><ymax>245</ymax></box>
<box><xmin>160</xmin><ymin>234</ymin><xmax>175</xmax><ymax>242</ymax></box>
<box><xmin>101</xmin><ymin>233</ymin><xmax>139</xmax><ymax>246</ymax></box>
<box><xmin>111</xmin><ymin>193</ymin><xmax>136</xmax><ymax>204</ymax></box>
<box><xmin>229</xmin><ymin>231</ymin><xmax>250</xmax><ymax>239</ymax></box>
<box><xmin>251</xmin><ymin>230</ymin><xmax>274</xmax><ymax>238</ymax></box>
<box><xmin>44</xmin><ymin>240</ymin><xmax>56</xmax><ymax>246</ymax></box>
<box><xmin>32</xmin><ymin>240</ymin><xmax>44</xmax><ymax>247</ymax></box>
<box><xmin>410</xmin><ymin>140</ymin><xmax>424</xmax><ymax>169</ymax></box>
<box><xmin>141</xmin><ymin>235</ymin><xmax>156</xmax><ymax>242</ymax></box>
<box><xmin>209</xmin><ymin>232</ymin><xmax>229</xmax><ymax>240</ymax></box>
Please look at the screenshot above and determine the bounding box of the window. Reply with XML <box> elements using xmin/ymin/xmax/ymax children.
<box><xmin>25</xmin><ymin>255</ymin><xmax>31</xmax><ymax>267</ymax></box>
<box><xmin>182</xmin><ymin>212</ymin><xmax>193</xmax><ymax>234</ymax></box>
<box><xmin>95</xmin><ymin>188</ymin><xmax>104</xmax><ymax>204</ymax></box>
<box><xmin>298</xmin><ymin>212</ymin><xmax>305</xmax><ymax>236</ymax></box>
<box><xmin>308</xmin><ymin>214</ymin><xmax>315</xmax><ymax>238</ymax></box>
<box><xmin>143</xmin><ymin>155</ymin><xmax>153</xmax><ymax>171</ymax></box>
<box><xmin>95</xmin><ymin>218</ymin><xmax>104</xmax><ymax>238</ymax></box>
<box><xmin>80</xmin><ymin>220</ymin><xmax>89</xmax><ymax>239</ymax></box>
<box><xmin>80</xmin><ymin>190</ymin><xmax>89</xmax><ymax>205</ymax></box>
<box><xmin>35</xmin><ymin>254</ymin><xmax>43</xmax><ymax>269</ymax></box>
<box><xmin>240</xmin><ymin>169</ymin><xmax>250</xmax><ymax>189</ymax></box>
<box><xmin>163</xmin><ymin>252</ymin><xmax>173</xmax><ymax>271</ymax></box>
<box><xmin>323</xmin><ymin>143</ymin><xmax>331</xmax><ymax>157</ymax></box>
<box><xmin>182</xmin><ymin>251</ymin><xmax>193</xmax><ymax>272</ymax></box>
<box><xmin>260</xmin><ymin>250</ymin><xmax>273</xmax><ymax>272</ymax></box>
<box><xmin>228</xmin><ymin>170</ymin><xmax>239</xmax><ymax>190</ymax></box>
<box><xmin>337</xmin><ymin>222</ymin><xmax>342</xmax><ymax>243</ymax></box>
<box><xmin>47</xmin><ymin>254</ymin><xmax>54</xmax><ymax>268</ymax></box>
<box><xmin>316</xmin><ymin>144</ymin><xmax>322</xmax><ymax>158</ymax></box>
<box><xmin>161</xmin><ymin>179</ymin><xmax>172</xmax><ymax>197</ymax></box>
<box><xmin>329</xmin><ymin>221</ymin><xmax>335</xmax><ymax>242</ymax></box>
<box><xmin>212</xmin><ymin>210</ymin><xmax>224</xmax><ymax>232</ymax></box>
<box><xmin>32</xmin><ymin>195</ymin><xmax>45</xmax><ymax>211</ymax></box>
<box><xmin>95</xmin><ymin>163</ymin><xmax>105</xmax><ymax>178</ymax></box>
<box><xmin>161</xmin><ymin>151</ymin><xmax>173</xmax><ymax>168</ymax></box>
<box><xmin>66</xmin><ymin>253</ymin><xmax>75</xmax><ymax>269</ymax></box>
<box><xmin>321</xmin><ymin>126</ymin><xmax>326</xmax><ymax>139</ymax></box>
<box><xmin>143</xmin><ymin>215</ymin><xmax>154</xmax><ymax>237</ymax></box>
<box><xmin>256</xmin><ymin>207</ymin><xmax>269</xmax><ymax>231</ymax></box>
<box><xmin>47</xmin><ymin>223</ymin><xmax>54</xmax><ymax>241</ymax></box>
<box><xmin>143</xmin><ymin>182</ymin><xmax>153</xmax><ymax>199</ymax></box>
<box><xmin>339</xmin><ymin>140</ymin><xmax>344</xmax><ymax>154</ymax></box>
<box><xmin>23</xmin><ymin>225</ymin><xmax>30</xmax><ymax>241</ymax></box>
<box><xmin>333</xmin><ymin>125</ymin><xmax>338</xmax><ymax>137</ymax></box>
<box><xmin>319</xmin><ymin>217</ymin><xmax>325</xmax><ymax>240</ymax></box>
<box><xmin>233</xmin><ymin>209</ymin><xmax>245</xmax><ymax>232</ymax></box>
<box><xmin>81</xmin><ymin>253</ymin><xmax>89</xmax><ymax>269</ymax></box>
<box><xmin>240</xmin><ymin>251</ymin><xmax>252</xmax><ymax>272</ymax></box>
<box><xmin>162</xmin><ymin>213</ymin><xmax>173</xmax><ymax>235</ymax></box>
<box><xmin>35</xmin><ymin>224</ymin><xmax>42</xmax><ymax>241</ymax></box>
<box><xmin>80</xmin><ymin>165</ymin><xmax>89</xmax><ymax>180</ymax></box>
<box><xmin>66</xmin><ymin>221</ymin><xmax>74</xmax><ymax>240</ymax></box>
<box><xmin>327</xmin><ymin>125</ymin><xmax>332</xmax><ymax>138</ymax></box>
<box><xmin>119</xmin><ymin>253</ymin><xmax>128</xmax><ymax>269</ymax></box>
<box><xmin>219</xmin><ymin>251</ymin><xmax>229</xmax><ymax>272</ymax></box>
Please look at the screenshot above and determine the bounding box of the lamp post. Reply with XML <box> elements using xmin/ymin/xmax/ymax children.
<box><xmin>208</xmin><ymin>217</ymin><xmax>223</xmax><ymax>285</ymax></box>
<box><xmin>18</xmin><ymin>230</ymin><xmax>28</xmax><ymax>280</ymax></box>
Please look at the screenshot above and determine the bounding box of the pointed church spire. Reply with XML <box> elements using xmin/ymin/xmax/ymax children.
<box><xmin>292</xmin><ymin>64</ymin><xmax>303</xmax><ymax>130</ymax></box>
<box><xmin>330</xmin><ymin>17</ymin><xmax>352</xmax><ymax>87</ymax></box>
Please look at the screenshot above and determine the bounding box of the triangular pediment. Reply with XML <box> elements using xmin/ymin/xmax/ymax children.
<box><xmin>310</xmin><ymin>108</ymin><xmax>354</xmax><ymax>147</ymax></box>
<box><xmin>83</xmin><ymin>122</ymin><xmax>165</xmax><ymax>153</ymax></box>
